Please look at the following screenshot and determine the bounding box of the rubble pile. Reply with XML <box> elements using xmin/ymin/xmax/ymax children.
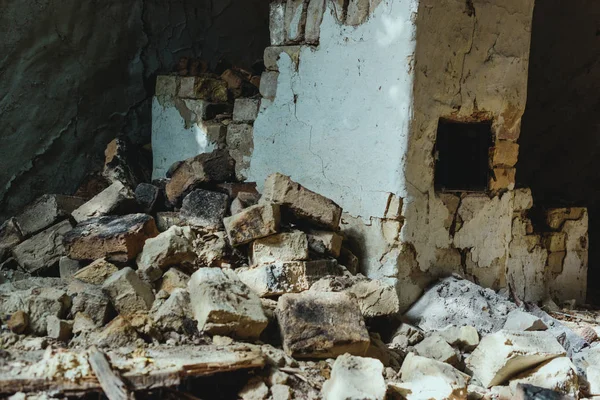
<box><xmin>1</xmin><ymin>142</ymin><xmax>600</xmax><ymax>400</ymax></box>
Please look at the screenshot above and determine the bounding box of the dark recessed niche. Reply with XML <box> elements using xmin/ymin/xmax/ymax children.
<box><xmin>434</xmin><ymin>119</ymin><xmax>493</xmax><ymax>192</ymax></box>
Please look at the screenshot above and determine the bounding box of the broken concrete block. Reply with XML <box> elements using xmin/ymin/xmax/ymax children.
<box><xmin>262</xmin><ymin>173</ymin><xmax>343</xmax><ymax>229</ymax></box>
<box><xmin>58</xmin><ymin>256</ymin><xmax>82</xmax><ymax>278</ymax></box>
<box><xmin>271</xmin><ymin>384</ymin><xmax>291</xmax><ymax>400</ymax></box>
<box><xmin>64</xmin><ymin>214</ymin><xmax>158</xmax><ymax>262</ymax></box>
<box><xmin>284</xmin><ymin>0</ymin><xmax>306</xmax><ymax>42</ymax></box>
<box><xmin>69</xmin><ymin>281</ymin><xmax>112</xmax><ymax>326</ymax></box>
<box><xmin>224</xmin><ymin>203</ymin><xmax>281</xmax><ymax>246</ymax></box>
<box><xmin>466</xmin><ymin>330</ymin><xmax>566</xmax><ymax>387</ymax></box>
<box><xmin>194</xmin><ymin>231</ymin><xmax>230</xmax><ymax>268</ymax></box>
<box><xmin>389</xmin><ymin>323</ymin><xmax>425</xmax><ymax>350</ymax></box>
<box><xmin>392</xmin><ymin>353</ymin><xmax>470</xmax><ymax>399</ymax></box>
<box><xmin>0</xmin><ymin>218</ymin><xmax>23</xmax><ymax>261</ymax></box>
<box><xmin>544</xmin><ymin>233</ymin><xmax>567</xmax><ymax>252</ymax></box>
<box><xmin>95</xmin><ymin>315</ymin><xmax>142</xmax><ymax>348</ymax></box>
<box><xmin>137</xmin><ymin>225</ymin><xmax>197</xmax><ymax>281</ymax></box>
<box><xmin>264</xmin><ymin>46</ymin><xmax>302</xmax><ymax>71</ymax></box>
<box><xmin>72</xmin><ymin>313</ymin><xmax>97</xmax><ymax>334</ymax></box>
<box><xmin>155</xmin><ymin>212</ymin><xmax>184</xmax><ymax>232</ymax></box>
<box><xmin>305</xmin><ymin>0</ymin><xmax>325</xmax><ymax>43</ymax></box>
<box><xmin>7</xmin><ymin>310</ymin><xmax>29</xmax><ymax>334</ymax></box>
<box><xmin>346</xmin><ymin>0</ymin><xmax>370</xmax><ymax>26</ymax></box>
<box><xmin>513</xmin><ymin>188</ymin><xmax>534</xmax><ymax>212</ymax></box>
<box><xmin>159</xmin><ymin>268</ymin><xmax>190</xmax><ymax>295</ymax></box>
<box><xmin>227</xmin><ymin>123</ymin><xmax>254</xmax><ymax>181</ymax></box>
<box><xmin>492</xmin><ymin>140</ymin><xmax>520</xmax><ymax>167</ymax></box>
<box><xmin>102</xmin><ymin>267</ymin><xmax>155</xmax><ymax>315</ymax></box>
<box><xmin>46</xmin><ymin>316</ymin><xmax>73</xmax><ymax>342</ymax></box>
<box><xmin>250</xmin><ymin>231</ymin><xmax>309</xmax><ymax>265</ymax></box>
<box><xmin>239</xmin><ymin>377</ymin><xmax>269</xmax><ymax>400</ymax></box>
<box><xmin>231</xmin><ymin>192</ymin><xmax>260</xmax><ymax>215</ymax></box>
<box><xmin>233</xmin><ymin>98</ymin><xmax>260</xmax><ymax>122</ymax></box>
<box><xmin>503</xmin><ymin>310</ymin><xmax>548</xmax><ymax>331</ymax></box>
<box><xmin>165</xmin><ymin>150</ymin><xmax>235</xmax><ymax>204</ymax></box>
<box><xmin>414</xmin><ymin>335</ymin><xmax>460</xmax><ymax>367</ymax></box>
<box><xmin>12</xmin><ymin>219</ymin><xmax>73</xmax><ymax>274</ymax></box>
<box><xmin>277</xmin><ymin>291</ymin><xmax>369</xmax><ymax>358</ymax></box>
<box><xmin>73</xmin><ymin>258</ymin><xmax>118</xmax><ymax>285</ymax></box>
<box><xmin>436</xmin><ymin>325</ymin><xmax>480</xmax><ymax>351</ymax></box>
<box><xmin>71</xmin><ymin>181</ymin><xmax>136</xmax><ymax>223</ymax></box>
<box><xmin>269</xmin><ymin>0</ymin><xmax>286</xmax><ymax>45</ymax></box>
<box><xmin>489</xmin><ymin>167</ymin><xmax>516</xmax><ymax>191</ymax></box>
<box><xmin>15</xmin><ymin>194</ymin><xmax>84</xmax><ymax>237</ymax></box>
<box><xmin>188</xmin><ymin>267</ymin><xmax>268</xmax><ymax>339</ymax></box>
<box><xmin>134</xmin><ymin>183</ymin><xmax>160</xmax><ymax>213</ymax></box>
<box><xmin>180</xmin><ymin>189</ymin><xmax>229</xmax><ymax>230</ymax></box>
<box><xmin>259</xmin><ymin>71</ymin><xmax>279</xmax><ymax>99</ymax></box>
<box><xmin>307</xmin><ymin>230</ymin><xmax>343</xmax><ymax>257</ymax></box>
<box><xmin>321</xmin><ymin>354</ymin><xmax>386</xmax><ymax>400</ymax></box>
<box><xmin>151</xmin><ymin>288</ymin><xmax>192</xmax><ymax>333</ymax></box>
<box><xmin>509</xmin><ymin>357</ymin><xmax>579</xmax><ymax>398</ymax></box>
<box><xmin>237</xmin><ymin>260</ymin><xmax>343</xmax><ymax>297</ymax></box>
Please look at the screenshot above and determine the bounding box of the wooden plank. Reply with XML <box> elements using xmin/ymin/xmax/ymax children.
<box><xmin>88</xmin><ymin>346</ymin><xmax>134</xmax><ymax>400</ymax></box>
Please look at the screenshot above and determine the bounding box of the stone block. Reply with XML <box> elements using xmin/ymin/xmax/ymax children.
<box><xmin>547</xmin><ymin>251</ymin><xmax>566</xmax><ymax>274</ymax></box>
<box><xmin>95</xmin><ymin>315</ymin><xmax>142</xmax><ymax>348</ymax></box>
<box><xmin>227</xmin><ymin>124</ymin><xmax>254</xmax><ymax>182</ymax></box>
<box><xmin>155</xmin><ymin>75</ymin><xmax>177</xmax><ymax>98</ymax></box>
<box><xmin>103</xmin><ymin>138</ymin><xmax>151</xmax><ymax>189</ymax></box>
<box><xmin>73</xmin><ymin>258</ymin><xmax>118</xmax><ymax>285</ymax></box>
<box><xmin>221</xmin><ymin>69</ymin><xmax>258</xmax><ymax>99</ymax></box>
<box><xmin>509</xmin><ymin>357</ymin><xmax>578</xmax><ymax>398</ymax></box>
<box><xmin>513</xmin><ymin>188</ymin><xmax>534</xmax><ymax>212</ymax></box>
<box><xmin>58</xmin><ymin>256</ymin><xmax>82</xmax><ymax>278</ymax></box>
<box><xmin>102</xmin><ymin>267</ymin><xmax>155</xmax><ymax>315</ymax></box>
<box><xmin>305</xmin><ymin>0</ymin><xmax>325</xmax><ymax>44</ymax></box>
<box><xmin>7</xmin><ymin>310</ymin><xmax>29</xmax><ymax>334</ymax></box>
<box><xmin>277</xmin><ymin>291</ymin><xmax>369</xmax><ymax>358</ymax></box>
<box><xmin>188</xmin><ymin>267</ymin><xmax>268</xmax><ymax>339</ymax></box>
<box><xmin>178</xmin><ymin>75</ymin><xmax>229</xmax><ymax>103</ymax></box>
<box><xmin>231</xmin><ymin>192</ymin><xmax>260</xmax><ymax>215</ymax></box>
<box><xmin>46</xmin><ymin>316</ymin><xmax>73</xmax><ymax>342</ymax></box>
<box><xmin>269</xmin><ymin>0</ymin><xmax>287</xmax><ymax>45</ymax></box>
<box><xmin>250</xmin><ymin>230</ymin><xmax>309</xmax><ymax>265</ymax></box>
<box><xmin>284</xmin><ymin>0</ymin><xmax>306</xmax><ymax>43</ymax></box>
<box><xmin>165</xmin><ymin>149</ymin><xmax>235</xmax><ymax>204</ymax></box>
<box><xmin>194</xmin><ymin>231</ymin><xmax>230</xmax><ymax>268</ymax></box>
<box><xmin>466</xmin><ymin>330</ymin><xmax>566</xmax><ymax>387</ymax></box>
<box><xmin>546</xmin><ymin>208</ymin><xmax>585</xmax><ymax>230</ymax></box>
<box><xmin>69</xmin><ymin>281</ymin><xmax>112</xmax><ymax>326</ymax></box>
<box><xmin>237</xmin><ymin>260</ymin><xmax>343</xmax><ymax>297</ymax></box>
<box><xmin>543</xmin><ymin>233</ymin><xmax>566</xmax><ymax>252</ymax></box>
<box><xmin>0</xmin><ymin>218</ymin><xmax>23</xmax><ymax>260</ymax></box>
<box><xmin>233</xmin><ymin>98</ymin><xmax>260</xmax><ymax>122</ymax></box>
<box><xmin>259</xmin><ymin>71</ymin><xmax>279</xmax><ymax>99</ymax></box>
<box><xmin>159</xmin><ymin>268</ymin><xmax>190</xmax><ymax>295</ymax></box>
<box><xmin>151</xmin><ymin>288</ymin><xmax>192</xmax><ymax>333</ymax></box>
<box><xmin>64</xmin><ymin>214</ymin><xmax>158</xmax><ymax>262</ymax></box>
<box><xmin>137</xmin><ymin>225</ymin><xmax>197</xmax><ymax>282</ymax></box>
<box><xmin>503</xmin><ymin>310</ymin><xmax>548</xmax><ymax>332</ymax></box>
<box><xmin>414</xmin><ymin>335</ymin><xmax>460</xmax><ymax>367</ymax></box>
<box><xmin>155</xmin><ymin>212</ymin><xmax>184</xmax><ymax>232</ymax></box>
<box><xmin>321</xmin><ymin>354</ymin><xmax>386</xmax><ymax>400</ymax></box>
<box><xmin>262</xmin><ymin>173</ymin><xmax>343</xmax><ymax>229</ymax></box>
<box><xmin>16</xmin><ymin>194</ymin><xmax>85</xmax><ymax>237</ymax></box>
<box><xmin>436</xmin><ymin>325</ymin><xmax>480</xmax><ymax>351</ymax></box>
<box><xmin>224</xmin><ymin>203</ymin><xmax>281</xmax><ymax>246</ymax></box>
<box><xmin>12</xmin><ymin>220</ymin><xmax>73</xmax><ymax>274</ymax></box>
<box><xmin>346</xmin><ymin>0</ymin><xmax>370</xmax><ymax>26</ymax></box>
<box><xmin>264</xmin><ymin>46</ymin><xmax>301</xmax><ymax>71</ymax></box>
<box><xmin>492</xmin><ymin>140</ymin><xmax>520</xmax><ymax>167</ymax></box>
<box><xmin>307</xmin><ymin>230</ymin><xmax>343</xmax><ymax>257</ymax></box>
<box><xmin>180</xmin><ymin>189</ymin><xmax>229</xmax><ymax>230</ymax></box>
<box><xmin>489</xmin><ymin>167</ymin><xmax>516</xmax><ymax>191</ymax></box>
<box><xmin>71</xmin><ymin>181</ymin><xmax>136</xmax><ymax>223</ymax></box>
<box><xmin>135</xmin><ymin>183</ymin><xmax>160</xmax><ymax>213</ymax></box>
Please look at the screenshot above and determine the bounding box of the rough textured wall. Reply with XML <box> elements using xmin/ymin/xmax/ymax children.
<box><xmin>518</xmin><ymin>0</ymin><xmax>600</xmax><ymax>303</ymax></box>
<box><xmin>0</xmin><ymin>0</ymin><xmax>269</xmax><ymax>222</ymax></box>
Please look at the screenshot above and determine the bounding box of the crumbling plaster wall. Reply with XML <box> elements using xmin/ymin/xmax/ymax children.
<box><xmin>0</xmin><ymin>0</ymin><xmax>269</xmax><ymax>222</ymax></box>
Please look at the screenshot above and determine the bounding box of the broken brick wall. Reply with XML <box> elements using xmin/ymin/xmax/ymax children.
<box><xmin>0</xmin><ymin>0</ymin><xmax>269</xmax><ymax>223</ymax></box>
<box><xmin>517</xmin><ymin>0</ymin><xmax>600</xmax><ymax>304</ymax></box>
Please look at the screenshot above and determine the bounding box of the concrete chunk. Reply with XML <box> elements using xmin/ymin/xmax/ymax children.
<box><xmin>69</xmin><ymin>281</ymin><xmax>112</xmax><ymax>326</ymax></box>
<box><xmin>250</xmin><ymin>231</ymin><xmax>309</xmax><ymax>265</ymax></box>
<box><xmin>466</xmin><ymin>330</ymin><xmax>566</xmax><ymax>388</ymax></box>
<box><xmin>12</xmin><ymin>219</ymin><xmax>73</xmax><ymax>274</ymax></box>
<box><xmin>188</xmin><ymin>267</ymin><xmax>268</xmax><ymax>339</ymax></box>
<box><xmin>307</xmin><ymin>230</ymin><xmax>343</xmax><ymax>257</ymax></box>
<box><xmin>73</xmin><ymin>258</ymin><xmax>118</xmax><ymax>285</ymax></box>
<box><xmin>321</xmin><ymin>354</ymin><xmax>386</xmax><ymax>400</ymax></box>
<box><xmin>224</xmin><ymin>203</ymin><xmax>281</xmax><ymax>246</ymax></box>
<box><xmin>137</xmin><ymin>225</ymin><xmax>197</xmax><ymax>281</ymax></box>
<box><xmin>414</xmin><ymin>335</ymin><xmax>460</xmax><ymax>366</ymax></box>
<box><xmin>159</xmin><ymin>268</ymin><xmax>190</xmax><ymax>295</ymax></box>
<box><xmin>277</xmin><ymin>291</ymin><xmax>369</xmax><ymax>358</ymax></box>
<box><xmin>71</xmin><ymin>181</ymin><xmax>135</xmax><ymax>223</ymax></box>
<box><xmin>259</xmin><ymin>71</ymin><xmax>279</xmax><ymax>99</ymax></box>
<box><xmin>503</xmin><ymin>310</ymin><xmax>548</xmax><ymax>331</ymax></box>
<box><xmin>16</xmin><ymin>194</ymin><xmax>84</xmax><ymax>237</ymax></box>
<box><xmin>59</xmin><ymin>257</ymin><xmax>82</xmax><ymax>278</ymax></box>
<box><xmin>261</xmin><ymin>173</ymin><xmax>342</xmax><ymax>229</ymax></box>
<box><xmin>46</xmin><ymin>316</ymin><xmax>73</xmax><ymax>342</ymax></box>
<box><xmin>102</xmin><ymin>267</ymin><xmax>155</xmax><ymax>315</ymax></box>
<box><xmin>509</xmin><ymin>357</ymin><xmax>579</xmax><ymax>398</ymax></box>
<box><xmin>151</xmin><ymin>288</ymin><xmax>192</xmax><ymax>333</ymax></box>
<box><xmin>64</xmin><ymin>214</ymin><xmax>158</xmax><ymax>262</ymax></box>
<box><xmin>436</xmin><ymin>325</ymin><xmax>480</xmax><ymax>351</ymax></box>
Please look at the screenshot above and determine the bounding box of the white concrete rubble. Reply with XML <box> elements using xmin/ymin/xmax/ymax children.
<box><xmin>321</xmin><ymin>354</ymin><xmax>386</xmax><ymax>400</ymax></box>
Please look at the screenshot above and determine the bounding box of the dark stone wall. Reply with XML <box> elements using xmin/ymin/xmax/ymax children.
<box><xmin>0</xmin><ymin>0</ymin><xmax>269</xmax><ymax>221</ymax></box>
<box><xmin>518</xmin><ymin>0</ymin><xmax>600</xmax><ymax>302</ymax></box>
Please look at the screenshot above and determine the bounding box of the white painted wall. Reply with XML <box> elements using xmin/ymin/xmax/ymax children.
<box><xmin>248</xmin><ymin>0</ymin><xmax>419</xmax><ymax>220</ymax></box>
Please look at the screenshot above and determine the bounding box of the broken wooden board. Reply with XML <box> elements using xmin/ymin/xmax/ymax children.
<box><xmin>0</xmin><ymin>344</ymin><xmax>265</xmax><ymax>396</ymax></box>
